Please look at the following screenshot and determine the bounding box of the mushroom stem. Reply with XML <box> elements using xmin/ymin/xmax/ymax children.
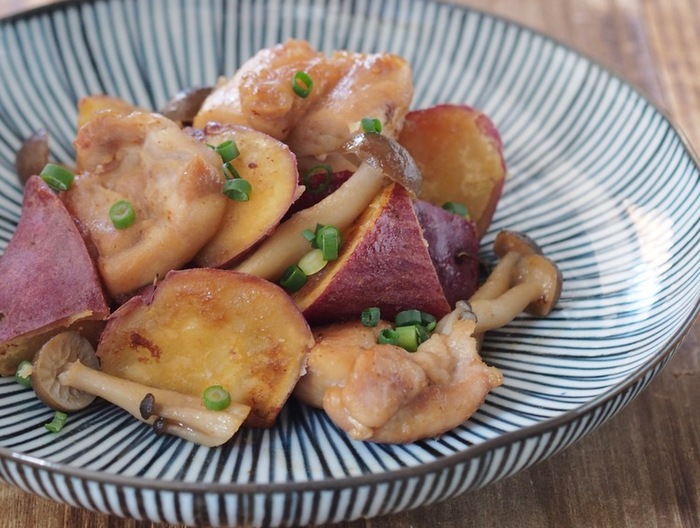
<box><xmin>59</xmin><ymin>360</ymin><xmax>250</xmax><ymax>447</ymax></box>
<box><xmin>469</xmin><ymin>251</ymin><xmax>520</xmax><ymax>302</ymax></box>
<box><xmin>236</xmin><ymin>161</ymin><xmax>385</xmax><ymax>280</ymax></box>
<box><xmin>467</xmin><ymin>230</ymin><xmax>562</xmax><ymax>334</ymax></box>
<box><xmin>470</xmin><ymin>280</ymin><xmax>543</xmax><ymax>333</ymax></box>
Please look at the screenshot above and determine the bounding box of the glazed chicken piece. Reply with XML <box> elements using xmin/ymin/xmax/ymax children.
<box><xmin>63</xmin><ymin>109</ymin><xmax>227</xmax><ymax>298</ymax></box>
<box><xmin>286</xmin><ymin>51</ymin><xmax>413</xmax><ymax>158</ymax></box>
<box><xmin>193</xmin><ymin>40</ymin><xmax>348</xmax><ymax>140</ymax></box>
<box><xmin>294</xmin><ymin>302</ymin><xmax>503</xmax><ymax>443</ymax></box>
<box><xmin>193</xmin><ymin>40</ymin><xmax>413</xmax><ymax>159</ymax></box>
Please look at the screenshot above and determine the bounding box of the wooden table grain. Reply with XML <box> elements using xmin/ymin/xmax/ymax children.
<box><xmin>1</xmin><ymin>0</ymin><xmax>699</xmax><ymax>527</ymax></box>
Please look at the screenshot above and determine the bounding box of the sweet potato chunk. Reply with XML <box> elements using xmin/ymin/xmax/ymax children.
<box><xmin>62</xmin><ymin>110</ymin><xmax>227</xmax><ymax>298</ymax></box>
<box><xmin>398</xmin><ymin>104</ymin><xmax>506</xmax><ymax>238</ymax></box>
<box><xmin>294</xmin><ymin>182</ymin><xmax>451</xmax><ymax>324</ymax></box>
<box><xmin>96</xmin><ymin>268</ymin><xmax>314</xmax><ymax>428</ymax></box>
<box><xmin>189</xmin><ymin>123</ymin><xmax>299</xmax><ymax>268</ymax></box>
<box><xmin>414</xmin><ymin>200</ymin><xmax>480</xmax><ymax>306</ymax></box>
<box><xmin>0</xmin><ymin>176</ymin><xmax>109</xmax><ymax>376</ymax></box>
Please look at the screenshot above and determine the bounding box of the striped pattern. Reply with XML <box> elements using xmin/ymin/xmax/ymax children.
<box><xmin>1</xmin><ymin>0</ymin><xmax>699</xmax><ymax>526</ymax></box>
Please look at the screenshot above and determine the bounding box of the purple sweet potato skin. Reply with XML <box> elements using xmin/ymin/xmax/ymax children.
<box><xmin>414</xmin><ymin>200</ymin><xmax>480</xmax><ymax>307</ymax></box>
<box><xmin>0</xmin><ymin>176</ymin><xmax>109</xmax><ymax>343</ymax></box>
<box><xmin>299</xmin><ymin>184</ymin><xmax>451</xmax><ymax>325</ymax></box>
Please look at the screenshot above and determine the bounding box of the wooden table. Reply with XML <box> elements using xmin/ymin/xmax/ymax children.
<box><xmin>1</xmin><ymin>0</ymin><xmax>698</xmax><ymax>527</ymax></box>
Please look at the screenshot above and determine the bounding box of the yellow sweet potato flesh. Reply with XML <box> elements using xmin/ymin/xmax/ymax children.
<box><xmin>96</xmin><ymin>268</ymin><xmax>314</xmax><ymax>428</ymax></box>
<box><xmin>397</xmin><ymin>104</ymin><xmax>506</xmax><ymax>238</ymax></box>
<box><xmin>191</xmin><ymin>123</ymin><xmax>299</xmax><ymax>268</ymax></box>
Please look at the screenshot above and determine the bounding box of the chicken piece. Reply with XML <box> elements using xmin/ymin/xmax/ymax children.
<box><xmin>193</xmin><ymin>40</ymin><xmax>348</xmax><ymax>140</ymax></box>
<box><xmin>63</xmin><ymin>110</ymin><xmax>227</xmax><ymax>298</ymax></box>
<box><xmin>294</xmin><ymin>303</ymin><xmax>503</xmax><ymax>443</ymax></box>
<box><xmin>286</xmin><ymin>52</ymin><xmax>413</xmax><ymax>158</ymax></box>
<box><xmin>193</xmin><ymin>40</ymin><xmax>413</xmax><ymax>160</ymax></box>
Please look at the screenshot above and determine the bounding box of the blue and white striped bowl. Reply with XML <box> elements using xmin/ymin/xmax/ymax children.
<box><xmin>1</xmin><ymin>0</ymin><xmax>699</xmax><ymax>526</ymax></box>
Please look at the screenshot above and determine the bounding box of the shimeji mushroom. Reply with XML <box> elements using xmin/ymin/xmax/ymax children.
<box><xmin>469</xmin><ymin>230</ymin><xmax>562</xmax><ymax>333</ymax></box>
<box><xmin>235</xmin><ymin>132</ymin><xmax>421</xmax><ymax>280</ymax></box>
<box><xmin>31</xmin><ymin>332</ymin><xmax>250</xmax><ymax>447</ymax></box>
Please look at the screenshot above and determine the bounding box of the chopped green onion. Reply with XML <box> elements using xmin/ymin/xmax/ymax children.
<box><xmin>415</xmin><ymin>324</ymin><xmax>431</xmax><ymax>345</ymax></box>
<box><xmin>377</xmin><ymin>328</ymin><xmax>400</xmax><ymax>346</ymax></box>
<box><xmin>223</xmin><ymin>161</ymin><xmax>241</xmax><ymax>180</ymax></box>
<box><xmin>361</xmin><ymin>307</ymin><xmax>381</xmax><ymax>327</ymax></box>
<box><xmin>315</xmin><ymin>225</ymin><xmax>341</xmax><ymax>261</ymax></box>
<box><xmin>302</xmin><ymin>164</ymin><xmax>333</xmax><ymax>194</ymax></box>
<box><xmin>14</xmin><ymin>360</ymin><xmax>33</xmax><ymax>388</ymax></box>
<box><xmin>280</xmin><ymin>264</ymin><xmax>308</xmax><ymax>293</ymax></box>
<box><xmin>395</xmin><ymin>309</ymin><xmax>423</xmax><ymax>327</ymax></box>
<box><xmin>361</xmin><ymin>117</ymin><xmax>382</xmax><ymax>134</ymax></box>
<box><xmin>298</xmin><ymin>248</ymin><xmax>328</xmax><ymax>275</ymax></box>
<box><xmin>442</xmin><ymin>201</ymin><xmax>470</xmax><ymax>218</ymax></box>
<box><xmin>420</xmin><ymin>311</ymin><xmax>437</xmax><ymax>332</ymax></box>
<box><xmin>40</xmin><ymin>163</ymin><xmax>74</xmax><ymax>191</ymax></box>
<box><xmin>45</xmin><ymin>411</ymin><xmax>68</xmax><ymax>433</ymax></box>
<box><xmin>222</xmin><ymin>177</ymin><xmax>252</xmax><ymax>201</ymax></box>
<box><xmin>395</xmin><ymin>325</ymin><xmax>419</xmax><ymax>352</ymax></box>
<box><xmin>215</xmin><ymin>140</ymin><xmax>240</xmax><ymax>163</ymax></box>
<box><xmin>109</xmin><ymin>200</ymin><xmax>136</xmax><ymax>229</ymax></box>
<box><xmin>302</xmin><ymin>228</ymin><xmax>318</xmax><ymax>245</ymax></box>
<box><xmin>203</xmin><ymin>385</ymin><xmax>232</xmax><ymax>411</ymax></box>
<box><xmin>292</xmin><ymin>71</ymin><xmax>313</xmax><ymax>98</ymax></box>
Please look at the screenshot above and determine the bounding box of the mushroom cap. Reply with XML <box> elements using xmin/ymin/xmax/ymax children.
<box><xmin>494</xmin><ymin>230</ymin><xmax>543</xmax><ymax>259</ymax></box>
<box><xmin>160</xmin><ymin>86</ymin><xmax>213</xmax><ymax>125</ymax></box>
<box><xmin>342</xmin><ymin>132</ymin><xmax>422</xmax><ymax>196</ymax></box>
<box><xmin>32</xmin><ymin>331</ymin><xmax>100</xmax><ymax>412</ymax></box>
<box><xmin>512</xmin><ymin>254</ymin><xmax>563</xmax><ymax>316</ymax></box>
<box><xmin>15</xmin><ymin>128</ymin><xmax>49</xmax><ymax>186</ymax></box>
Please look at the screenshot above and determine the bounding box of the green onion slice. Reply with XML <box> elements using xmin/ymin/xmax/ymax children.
<box><xmin>361</xmin><ymin>307</ymin><xmax>381</xmax><ymax>327</ymax></box>
<box><xmin>302</xmin><ymin>164</ymin><xmax>333</xmax><ymax>194</ymax></box>
<box><xmin>395</xmin><ymin>309</ymin><xmax>423</xmax><ymax>327</ymax></box>
<box><xmin>203</xmin><ymin>385</ymin><xmax>232</xmax><ymax>411</ymax></box>
<box><xmin>222</xmin><ymin>178</ymin><xmax>252</xmax><ymax>201</ymax></box>
<box><xmin>315</xmin><ymin>225</ymin><xmax>341</xmax><ymax>261</ymax></box>
<box><xmin>215</xmin><ymin>140</ymin><xmax>240</xmax><ymax>163</ymax></box>
<box><xmin>109</xmin><ymin>200</ymin><xmax>136</xmax><ymax>229</ymax></box>
<box><xmin>14</xmin><ymin>360</ymin><xmax>33</xmax><ymax>388</ymax></box>
<box><xmin>292</xmin><ymin>71</ymin><xmax>313</xmax><ymax>98</ymax></box>
<box><xmin>302</xmin><ymin>228</ymin><xmax>318</xmax><ymax>245</ymax></box>
<box><xmin>420</xmin><ymin>311</ymin><xmax>437</xmax><ymax>331</ymax></box>
<box><xmin>298</xmin><ymin>248</ymin><xmax>328</xmax><ymax>276</ymax></box>
<box><xmin>361</xmin><ymin>117</ymin><xmax>382</xmax><ymax>134</ymax></box>
<box><xmin>377</xmin><ymin>328</ymin><xmax>400</xmax><ymax>346</ymax></box>
<box><xmin>442</xmin><ymin>201</ymin><xmax>470</xmax><ymax>218</ymax></box>
<box><xmin>280</xmin><ymin>264</ymin><xmax>308</xmax><ymax>293</ymax></box>
<box><xmin>223</xmin><ymin>161</ymin><xmax>241</xmax><ymax>180</ymax></box>
<box><xmin>45</xmin><ymin>411</ymin><xmax>68</xmax><ymax>433</ymax></box>
<box><xmin>40</xmin><ymin>163</ymin><xmax>74</xmax><ymax>192</ymax></box>
<box><xmin>415</xmin><ymin>324</ymin><xmax>431</xmax><ymax>345</ymax></box>
<box><xmin>395</xmin><ymin>325</ymin><xmax>419</xmax><ymax>352</ymax></box>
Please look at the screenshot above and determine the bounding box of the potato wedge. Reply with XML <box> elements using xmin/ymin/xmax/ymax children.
<box><xmin>189</xmin><ymin>123</ymin><xmax>300</xmax><ymax>268</ymax></box>
<box><xmin>96</xmin><ymin>268</ymin><xmax>314</xmax><ymax>428</ymax></box>
<box><xmin>0</xmin><ymin>176</ymin><xmax>109</xmax><ymax>376</ymax></box>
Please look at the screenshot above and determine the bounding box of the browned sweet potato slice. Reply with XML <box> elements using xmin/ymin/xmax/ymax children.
<box><xmin>189</xmin><ymin>123</ymin><xmax>299</xmax><ymax>268</ymax></box>
<box><xmin>294</xmin><ymin>182</ymin><xmax>451</xmax><ymax>324</ymax></box>
<box><xmin>0</xmin><ymin>176</ymin><xmax>109</xmax><ymax>376</ymax></box>
<box><xmin>398</xmin><ymin>104</ymin><xmax>506</xmax><ymax>238</ymax></box>
<box><xmin>96</xmin><ymin>268</ymin><xmax>314</xmax><ymax>428</ymax></box>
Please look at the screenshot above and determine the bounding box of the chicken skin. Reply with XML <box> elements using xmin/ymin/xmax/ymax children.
<box><xmin>295</xmin><ymin>302</ymin><xmax>503</xmax><ymax>443</ymax></box>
